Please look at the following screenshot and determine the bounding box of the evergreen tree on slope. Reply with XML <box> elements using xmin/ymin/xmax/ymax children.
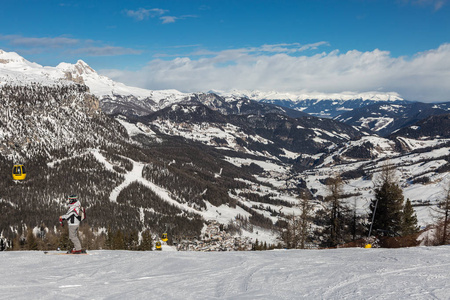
<box><xmin>401</xmin><ymin>199</ymin><xmax>420</xmax><ymax>236</ymax></box>
<box><xmin>369</xmin><ymin>164</ymin><xmax>404</xmax><ymax>237</ymax></box>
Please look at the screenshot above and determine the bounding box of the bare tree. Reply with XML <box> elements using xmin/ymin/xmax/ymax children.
<box><xmin>298</xmin><ymin>197</ymin><xmax>313</xmax><ymax>249</ymax></box>
<box><xmin>432</xmin><ymin>184</ymin><xmax>450</xmax><ymax>245</ymax></box>
<box><xmin>280</xmin><ymin>193</ymin><xmax>313</xmax><ymax>249</ymax></box>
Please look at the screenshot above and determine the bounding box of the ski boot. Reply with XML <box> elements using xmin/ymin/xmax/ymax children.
<box><xmin>67</xmin><ymin>249</ymin><xmax>87</xmax><ymax>254</ymax></box>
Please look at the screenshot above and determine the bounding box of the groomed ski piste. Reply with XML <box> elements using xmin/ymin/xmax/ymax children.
<box><xmin>1</xmin><ymin>246</ymin><xmax>449</xmax><ymax>299</ymax></box>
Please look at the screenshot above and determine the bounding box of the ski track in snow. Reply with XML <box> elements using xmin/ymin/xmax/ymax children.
<box><xmin>91</xmin><ymin>149</ymin><xmax>194</xmax><ymax>212</ymax></box>
<box><xmin>108</xmin><ymin>161</ymin><xmax>145</xmax><ymax>203</ymax></box>
<box><xmin>1</xmin><ymin>246</ymin><xmax>449</xmax><ymax>299</ymax></box>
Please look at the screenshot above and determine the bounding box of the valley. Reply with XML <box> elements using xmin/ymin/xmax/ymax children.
<box><xmin>1</xmin><ymin>49</ymin><xmax>449</xmax><ymax>250</ymax></box>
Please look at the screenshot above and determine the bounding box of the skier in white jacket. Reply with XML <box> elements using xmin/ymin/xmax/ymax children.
<box><xmin>59</xmin><ymin>195</ymin><xmax>84</xmax><ymax>254</ymax></box>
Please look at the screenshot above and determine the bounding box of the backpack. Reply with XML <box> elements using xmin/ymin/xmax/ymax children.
<box><xmin>79</xmin><ymin>206</ymin><xmax>86</xmax><ymax>221</ymax></box>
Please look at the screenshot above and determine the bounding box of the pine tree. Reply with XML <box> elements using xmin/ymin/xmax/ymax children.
<box><xmin>252</xmin><ymin>239</ymin><xmax>259</xmax><ymax>250</ymax></box>
<box><xmin>369</xmin><ymin>164</ymin><xmax>404</xmax><ymax>237</ymax></box>
<box><xmin>113</xmin><ymin>229</ymin><xmax>125</xmax><ymax>250</ymax></box>
<box><xmin>58</xmin><ymin>227</ymin><xmax>72</xmax><ymax>251</ymax></box>
<box><xmin>79</xmin><ymin>224</ymin><xmax>95</xmax><ymax>251</ymax></box>
<box><xmin>105</xmin><ymin>227</ymin><xmax>114</xmax><ymax>250</ymax></box>
<box><xmin>26</xmin><ymin>229</ymin><xmax>39</xmax><ymax>250</ymax></box>
<box><xmin>401</xmin><ymin>199</ymin><xmax>419</xmax><ymax>236</ymax></box>
<box><xmin>139</xmin><ymin>230</ymin><xmax>153</xmax><ymax>251</ymax></box>
<box><xmin>324</xmin><ymin>175</ymin><xmax>348</xmax><ymax>247</ymax></box>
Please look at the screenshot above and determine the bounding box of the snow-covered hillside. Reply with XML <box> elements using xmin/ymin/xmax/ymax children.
<box><xmin>2</xmin><ymin>246</ymin><xmax>449</xmax><ymax>299</ymax></box>
<box><xmin>117</xmin><ymin>116</ymin><xmax>450</xmax><ymax>229</ymax></box>
<box><xmin>335</xmin><ymin>102</ymin><xmax>450</xmax><ymax>136</ymax></box>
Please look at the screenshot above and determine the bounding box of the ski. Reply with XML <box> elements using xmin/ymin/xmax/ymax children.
<box><xmin>44</xmin><ymin>251</ymin><xmax>90</xmax><ymax>255</ymax></box>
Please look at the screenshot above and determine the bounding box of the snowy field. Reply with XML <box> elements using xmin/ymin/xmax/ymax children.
<box><xmin>1</xmin><ymin>246</ymin><xmax>449</xmax><ymax>300</ymax></box>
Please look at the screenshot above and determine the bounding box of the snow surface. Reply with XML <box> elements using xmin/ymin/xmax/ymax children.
<box><xmin>1</xmin><ymin>246</ymin><xmax>449</xmax><ymax>299</ymax></box>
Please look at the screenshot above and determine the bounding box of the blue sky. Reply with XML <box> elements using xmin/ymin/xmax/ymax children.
<box><xmin>1</xmin><ymin>0</ymin><xmax>449</xmax><ymax>101</ymax></box>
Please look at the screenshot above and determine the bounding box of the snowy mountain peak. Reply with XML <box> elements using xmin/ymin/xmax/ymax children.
<box><xmin>56</xmin><ymin>60</ymin><xmax>96</xmax><ymax>77</ymax></box>
<box><xmin>74</xmin><ymin>59</ymin><xmax>96</xmax><ymax>75</ymax></box>
<box><xmin>216</xmin><ymin>89</ymin><xmax>404</xmax><ymax>102</ymax></box>
<box><xmin>0</xmin><ymin>49</ymin><xmax>187</xmax><ymax>102</ymax></box>
<box><xmin>0</xmin><ymin>49</ymin><xmax>26</xmax><ymax>63</ymax></box>
<box><xmin>0</xmin><ymin>49</ymin><xmax>42</xmax><ymax>69</ymax></box>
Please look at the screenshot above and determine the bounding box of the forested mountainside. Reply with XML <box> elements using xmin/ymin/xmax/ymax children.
<box><xmin>0</xmin><ymin>83</ymin><xmax>127</xmax><ymax>160</ymax></box>
<box><xmin>334</xmin><ymin>101</ymin><xmax>450</xmax><ymax>136</ymax></box>
<box><xmin>0</xmin><ymin>84</ymin><xmax>216</xmax><ymax>246</ymax></box>
<box><xmin>141</xmin><ymin>99</ymin><xmax>366</xmax><ymax>158</ymax></box>
<box><xmin>3</xmin><ymin>83</ymin><xmax>333</xmax><ymax>249</ymax></box>
<box><xmin>2</xmin><ymin>81</ymin><xmax>450</xmax><ymax>250</ymax></box>
<box><xmin>389</xmin><ymin>114</ymin><xmax>450</xmax><ymax>140</ymax></box>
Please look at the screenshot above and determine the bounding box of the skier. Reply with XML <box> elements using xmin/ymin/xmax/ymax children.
<box><xmin>59</xmin><ymin>195</ymin><xmax>85</xmax><ymax>254</ymax></box>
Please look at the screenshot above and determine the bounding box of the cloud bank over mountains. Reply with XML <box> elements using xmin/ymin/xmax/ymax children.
<box><xmin>101</xmin><ymin>43</ymin><xmax>450</xmax><ymax>102</ymax></box>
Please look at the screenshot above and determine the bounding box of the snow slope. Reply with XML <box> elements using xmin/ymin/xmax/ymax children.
<box><xmin>1</xmin><ymin>246</ymin><xmax>449</xmax><ymax>299</ymax></box>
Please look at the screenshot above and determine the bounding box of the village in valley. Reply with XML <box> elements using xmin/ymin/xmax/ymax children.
<box><xmin>176</xmin><ymin>221</ymin><xmax>253</xmax><ymax>251</ymax></box>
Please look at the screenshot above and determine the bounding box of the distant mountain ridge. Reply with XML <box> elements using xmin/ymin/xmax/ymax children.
<box><xmin>214</xmin><ymin>90</ymin><xmax>405</xmax><ymax>118</ymax></box>
<box><xmin>0</xmin><ymin>49</ymin><xmax>407</xmax><ymax>119</ymax></box>
<box><xmin>213</xmin><ymin>90</ymin><xmax>403</xmax><ymax>102</ymax></box>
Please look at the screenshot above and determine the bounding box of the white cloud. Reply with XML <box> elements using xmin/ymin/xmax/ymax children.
<box><xmin>124</xmin><ymin>8</ymin><xmax>167</xmax><ymax>21</ymax></box>
<box><xmin>0</xmin><ymin>35</ymin><xmax>79</xmax><ymax>48</ymax></box>
<box><xmin>124</xmin><ymin>8</ymin><xmax>195</xmax><ymax>24</ymax></box>
<box><xmin>160</xmin><ymin>16</ymin><xmax>178</xmax><ymax>24</ymax></box>
<box><xmin>100</xmin><ymin>43</ymin><xmax>450</xmax><ymax>102</ymax></box>
<box><xmin>160</xmin><ymin>15</ymin><xmax>197</xmax><ymax>24</ymax></box>
<box><xmin>0</xmin><ymin>34</ymin><xmax>142</xmax><ymax>57</ymax></box>
<box><xmin>69</xmin><ymin>46</ymin><xmax>143</xmax><ymax>56</ymax></box>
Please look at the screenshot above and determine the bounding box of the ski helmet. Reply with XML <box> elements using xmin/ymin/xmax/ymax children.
<box><xmin>68</xmin><ymin>194</ymin><xmax>78</xmax><ymax>204</ymax></box>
